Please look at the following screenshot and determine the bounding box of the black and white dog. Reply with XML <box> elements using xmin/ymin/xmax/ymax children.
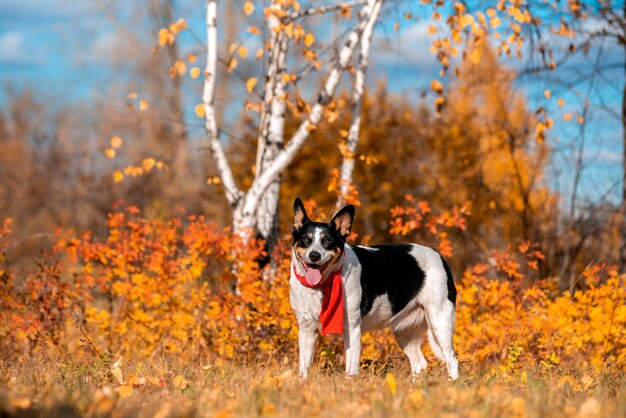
<box><xmin>289</xmin><ymin>197</ymin><xmax>459</xmax><ymax>380</ymax></box>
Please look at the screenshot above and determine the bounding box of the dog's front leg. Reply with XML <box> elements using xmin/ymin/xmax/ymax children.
<box><xmin>343</xmin><ymin>320</ymin><xmax>362</xmax><ymax>376</ymax></box>
<box><xmin>298</xmin><ymin>317</ymin><xmax>318</xmax><ymax>378</ymax></box>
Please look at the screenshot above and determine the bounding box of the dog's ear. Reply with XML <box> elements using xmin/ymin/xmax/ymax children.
<box><xmin>330</xmin><ymin>204</ymin><xmax>355</xmax><ymax>239</ymax></box>
<box><xmin>293</xmin><ymin>197</ymin><xmax>310</xmax><ymax>231</ymax></box>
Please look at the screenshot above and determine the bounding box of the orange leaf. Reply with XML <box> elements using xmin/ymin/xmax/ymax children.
<box><xmin>190</xmin><ymin>67</ymin><xmax>201</xmax><ymax>79</ymax></box>
<box><xmin>104</xmin><ymin>148</ymin><xmax>116</xmax><ymax>159</ymax></box>
<box><xmin>139</xmin><ymin>99</ymin><xmax>149</xmax><ymax>111</ymax></box>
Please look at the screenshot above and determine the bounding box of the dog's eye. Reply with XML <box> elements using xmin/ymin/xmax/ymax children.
<box><xmin>299</xmin><ymin>236</ymin><xmax>312</xmax><ymax>247</ymax></box>
<box><xmin>322</xmin><ymin>237</ymin><xmax>334</xmax><ymax>248</ymax></box>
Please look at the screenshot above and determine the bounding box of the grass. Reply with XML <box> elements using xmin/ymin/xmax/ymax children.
<box><xmin>1</xmin><ymin>354</ymin><xmax>624</xmax><ymax>418</ymax></box>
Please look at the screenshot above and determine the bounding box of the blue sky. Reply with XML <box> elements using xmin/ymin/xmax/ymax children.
<box><xmin>0</xmin><ymin>0</ymin><xmax>623</xmax><ymax>207</ymax></box>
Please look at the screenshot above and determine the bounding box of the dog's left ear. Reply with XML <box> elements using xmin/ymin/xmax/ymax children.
<box><xmin>330</xmin><ymin>204</ymin><xmax>355</xmax><ymax>239</ymax></box>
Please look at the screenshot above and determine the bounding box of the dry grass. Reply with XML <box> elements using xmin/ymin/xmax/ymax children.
<box><xmin>1</xmin><ymin>354</ymin><xmax>624</xmax><ymax>418</ymax></box>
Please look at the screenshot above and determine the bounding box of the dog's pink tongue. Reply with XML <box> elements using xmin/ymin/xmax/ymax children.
<box><xmin>305</xmin><ymin>268</ymin><xmax>322</xmax><ymax>286</ymax></box>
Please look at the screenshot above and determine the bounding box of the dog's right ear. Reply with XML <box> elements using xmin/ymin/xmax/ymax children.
<box><xmin>293</xmin><ymin>197</ymin><xmax>310</xmax><ymax>231</ymax></box>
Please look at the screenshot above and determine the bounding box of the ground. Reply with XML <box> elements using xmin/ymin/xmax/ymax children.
<box><xmin>1</xmin><ymin>356</ymin><xmax>623</xmax><ymax>418</ymax></box>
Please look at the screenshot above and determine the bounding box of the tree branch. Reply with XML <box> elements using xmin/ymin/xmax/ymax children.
<box><xmin>337</xmin><ymin>0</ymin><xmax>381</xmax><ymax>207</ymax></box>
<box><xmin>240</xmin><ymin>0</ymin><xmax>384</xmax><ymax>219</ymax></box>
<box><xmin>203</xmin><ymin>0</ymin><xmax>242</xmax><ymax>207</ymax></box>
<box><xmin>288</xmin><ymin>0</ymin><xmax>367</xmax><ymax>21</ymax></box>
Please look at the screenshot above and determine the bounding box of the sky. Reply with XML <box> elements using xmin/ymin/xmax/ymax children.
<box><xmin>0</xmin><ymin>0</ymin><xmax>623</xmax><ymax>208</ymax></box>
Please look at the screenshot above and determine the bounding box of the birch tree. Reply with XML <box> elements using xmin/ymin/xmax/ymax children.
<box><xmin>201</xmin><ymin>0</ymin><xmax>383</xmax><ymax>261</ymax></box>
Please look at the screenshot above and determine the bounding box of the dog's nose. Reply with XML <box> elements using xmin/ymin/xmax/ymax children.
<box><xmin>308</xmin><ymin>251</ymin><xmax>321</xmax><ymax>263</ymax></box>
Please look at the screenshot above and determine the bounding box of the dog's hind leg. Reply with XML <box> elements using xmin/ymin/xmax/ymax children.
<box><xmin>394</xmin><ymin>321</ymin><xmax>428</xmax><ymax>377</ymax></box>
<box><xmin>424</xmin><ymin>301</ymin><xmax>459</xmax><ymax>381</ymax></box>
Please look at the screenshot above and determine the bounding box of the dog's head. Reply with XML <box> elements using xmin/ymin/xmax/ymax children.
<box><xmin>292</xmin><ymin>197</ymin><xmax>355</xmax><ymax>285</ymax></box>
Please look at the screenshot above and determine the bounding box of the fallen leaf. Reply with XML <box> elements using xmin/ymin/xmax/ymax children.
<box><xmin>116</xmin><ymin>385</ymin><xmax>134</xmax><ymax>399</ymax></box>
<box><xmin>173</xmin><ymin>374</ymin><xmax>189</xmax><ymax>390</ymax></box>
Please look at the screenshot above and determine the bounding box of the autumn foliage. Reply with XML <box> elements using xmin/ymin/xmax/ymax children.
<box><xmin>2</xmin><ymin>197</ymin><xmax>625</xmax><ymax>387</ymax></box>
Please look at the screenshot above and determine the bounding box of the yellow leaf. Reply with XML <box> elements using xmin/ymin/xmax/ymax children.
<box><xmin>227</xmin><ymin>57</ymin><xmax>238</xmax><ymax>71</ymax></box>
<box><xmin>158</xmin><ymin>28</ymin><xmax>170</xmax><ymax>46</ymax></box>
<box><xmin>544</xmin><ymin>89</ymin><xmax>551</xmax><ymax>99</ymax></box>
<box><xmin>431</xmin><ymin>79</ymin><xmax>444</xmax><ymax>94</ymax></box>
<box><xmin>243</xmin><ymin>1</ymin><xmax>254</xmax><ymax>15</ymax></box>
<box><xmin>564</xmin><ymin>113</ymin><xmax>571</xmax><ymax>121</ymax></box>
<box><xmin>104</xmin><ymin>148</ymin><xmax>116</xmax><ymax>159</ymax></box>
<box><xmin>187</xmin><ymin>53</ymin><xmax>196</xmax><ymax>63</ymax></box>
<box><xmin>557</xmin><ymin>98</ymin><xmax>564</xmax><ymax>107</ymax></box>
<box><xmin>247</xmin><ymin>26</ymin><xmax>260</xmax><ymax>35</ymax></box>
<box><xmin>110</xmin><ymin>135</ymin><xmax>123</xmax><ymax>149</ymax></box>
<box><xmin>142</xmin><ymin>158</ymin><xmax>156</xmax><ymax>172</ymax></box>
<box><xmin>190</xmin><ymin>67</ymin><xmax>201</xmax><ymax>79</ymax></box>
<box><xmin>386</xmin><ymin>373</ymin><xmax>397</xmax><ymax>395</ymax></box>
<box><xmin>195</xmin><ymin>104</ymin><xmax>206</xmax><ymax>118</ymax></box>
<box><xmin>173</xmin><ymin>375</ymin><xmax>189</xmax><ymax>390</ymax></box>
<box><xmin>116</xmin><ymin>385</ymin><xmax>134</xmax><ymax>399</ymax></box>
<box><xmin>176</xmin><ymin>60</ymin><xmax>187</xmax><ymax>76</ymax></box>
<box><xmin>428</xmin><ymin>25</ymin><xmax>437</xmax><ymax>35</ymax></box>
<box><xmin>113</xmin><ymin>171</ymin><xmax>124</xmax><ymax>183</ymax></box>
<box><xmin>126</xmin><ymin>92</ymin><xmax>138</xmax><ymax>99</ymax></box>
<box><xmin>238</xmin><ymin>46</ymin><xmax>248</xmax><ymax>58</ymax></box>
<box><xmin>176</xmin><ymin>18</ymin><xmax>187</xmax><ymax>31</ymax></box>
<box><xmin>139</xmin><ymin>99</ymin><xmax>149</xmax><ymax>111</ymax></box>
<box><xmin>246</xmin><ymin>77</ymin><xmax>258</xmax><ymax>92</ymax></box>
<box><xmin>490</xmin><ymin>17</ymin><xmax>501</xmax><ymax>29</ymax></box>
<box><xmin>304</xmin><ymin>33</ymin><xmax>315</xmax><ymax>47</ymax></box>
<box><xmin>255</xmin><ymin>48</ymin><xmax>264</xmax><ymax>59</ymax></box>
<box><xmin>285</xmin><ymin>23</ymin><xmax>294</xmax><ymax>38</ymax></box>
<box><xmin>110</xmin><ymin>367</ymin><xmax>124</xmax><ymax>385</ymax></box>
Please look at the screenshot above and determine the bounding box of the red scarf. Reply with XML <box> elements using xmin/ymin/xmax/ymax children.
<box><xmin>293</xmin><ymin>263</ymin><xmax>344</xmax><ymax>335</ymax></box>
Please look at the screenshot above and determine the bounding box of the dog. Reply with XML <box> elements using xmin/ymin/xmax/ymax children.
<box><xmin>289</xmin><ymin>197</ymin><xmax>459</xmax><ymax>380</ymax></box>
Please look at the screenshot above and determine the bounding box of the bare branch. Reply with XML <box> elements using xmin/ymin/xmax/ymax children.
<box><xmin>288</xmin><ymin>0</ymin><xmax>367</xmax><ymax>21</ymax></box>
<box><xmin>202</xmin><ymin>0</ymin><xmax>242</xmax><ymax>207</ymax></box>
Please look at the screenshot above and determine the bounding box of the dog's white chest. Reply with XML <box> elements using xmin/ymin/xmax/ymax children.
<box><xmin>289</xmin><ymin>276</ymin><xmax>324</xmax><ymax>324</ymax></box>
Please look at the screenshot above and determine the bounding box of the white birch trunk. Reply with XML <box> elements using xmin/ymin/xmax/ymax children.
<box><xmin>337</xmin><ymin>0</ymin><xmax>382</xmax><ymax>208</ymax></box>
<box><xmin>200</xmin><ymin>0</ymin><xmax>384</xmax><ymax>250</ymax></box>
<box><xmin>254</xmin><ymin>3</ymin><xmax>288</xmax><ymax>256</ymax></box>
<box><xmin>202</xmin><ymin>0</ymin><xmax>242</xmax><ymax>208</ymax></box>
<box><xmin>236</xmin><ymin>0</ymin><xmax>383</xmax><ymax>231</ymax></box>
